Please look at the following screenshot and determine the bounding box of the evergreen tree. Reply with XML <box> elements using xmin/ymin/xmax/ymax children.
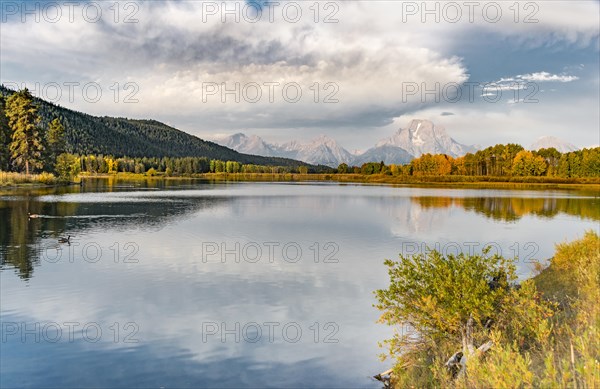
<box><xmin>5</xmin><ymin>89</ymin><xmax>44</xmax><ymax>174</ymax></box>
<box><xmin>0</xmin><ymin>94</ymin><xmax>11</xmax><ymax>171</ymax></box>
<box><xmin>45</xmin><ymin>118</ymin><xmax>66</xmax><ymax>172</ymax></box>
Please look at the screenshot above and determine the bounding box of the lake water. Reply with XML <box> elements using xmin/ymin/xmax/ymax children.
<box><xmin>1</xmin><ymin>180</ymin><xmax>598</xmax><ymax>388</ymax></box>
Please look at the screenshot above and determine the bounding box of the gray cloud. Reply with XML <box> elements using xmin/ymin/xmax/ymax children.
<box><xmin>101</xmin><ymin>24</ymin><xmax>315</xmax><ymax>69</ymax></box>
<box><xmin>0</xmin><ymin>1</ymin><xmax>598</xmax><ymax>150</ymax></box>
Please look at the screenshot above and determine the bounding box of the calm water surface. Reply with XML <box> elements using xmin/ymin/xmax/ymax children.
<box><xmin>1</xmin><ymin>180</ymin><xmax>598</xmax><ymax>388</ymax></box>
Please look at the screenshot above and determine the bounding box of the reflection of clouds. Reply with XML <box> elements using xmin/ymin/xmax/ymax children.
<box><xmin>0</xmin><ymin>339</ymin><xmax>363</xmax><ymax>388</ymax></box>
<box><xmin>1</xmin><ymin>235</ymin><xmax>388</xmax><ymax>385</ymax></box>
<box><xmin>2</xmin><ymin>186</ymin><xmax>393</xmax><ymax>383</ymax></box>
<box><xmin>2</xmin><ymin>182</ymin><xmax>598</xmax><ymax>386</ymax></box>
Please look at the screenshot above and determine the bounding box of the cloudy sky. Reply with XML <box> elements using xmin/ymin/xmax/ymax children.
<box><xmin>1</xmin><ymin>0</ymin><xmax>598</xmax><ymax>150</ymax></box>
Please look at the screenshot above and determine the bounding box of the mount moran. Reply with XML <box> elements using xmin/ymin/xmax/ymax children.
<box><xmin>214</xmin><ymin>120</ymin><xmax>477</xmax><ymax>167</ymax></box>
<box><xmin>529</xmin><ymin>136</ymin><xmax>579</xmax><ymax>153</ymax></box>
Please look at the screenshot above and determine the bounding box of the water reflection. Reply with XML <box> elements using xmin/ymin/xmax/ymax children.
<box><xmin>2</xmin><ymin>182</ymin><xmax>598</xmax><ymax>282</ymax></box>
<box><xmin>0</xmin><ymin>180</ymin><xmax>598</xmax><ymax>388</ymax></box>
<box><xmin>412</xmin><ymin>195</ymin><xmax>600</xmax><ymax>222</ymax></box>
<box><xmin>0</xmin><ymin>193</ymin><xmax>78</xmax><ymax>279</ymax></box>
<box><xmin>0</xmin><ymin>181</ymin><xmax>228</xmax><ymax>280</ymax></box>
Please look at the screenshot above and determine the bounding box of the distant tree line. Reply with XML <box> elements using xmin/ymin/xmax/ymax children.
<box><xmin>338</xmin><ymin>143</ymin><xmax>600</xmax><ymax>178</ymax></box>
<box><xmin>67</xmin><ymin>154</ymin><xmax>313</xmax><ymax>176</ymax></box>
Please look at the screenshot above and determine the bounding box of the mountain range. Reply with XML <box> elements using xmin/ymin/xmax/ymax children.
<box><xmin>214</xmin><ymin>119</ymin><xmax>477</xmax><ymax>167</ymax></box>
<box><xmin>218</xmin><ymin>133</ymin><xmax>355</xmax><ymax>167</ymax></box>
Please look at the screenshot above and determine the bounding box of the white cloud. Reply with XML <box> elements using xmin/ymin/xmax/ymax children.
<box><xmin>0</xmin><ymin>1</ymin><xmax>597</xmax><ymax>142</ymax></box>
<box><xmin>482</xmin><ymin>71</ymin><xmax>580</xmax><ymax>100</ymax></box>
<box><xmin>518</xmin><ymin>72</ymin><xmax>579</xmax><ymax>83</ymax></box>
<box><xmin>0</xmin><ymin>1</ymin><xmax>473</xmax><ymax>129</ymax></box>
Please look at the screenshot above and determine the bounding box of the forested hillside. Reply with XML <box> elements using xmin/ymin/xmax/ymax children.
<box><xmin>0</xmin><ymin>85</ymin><xmax>309</xmax><ymax>167</ymax></box>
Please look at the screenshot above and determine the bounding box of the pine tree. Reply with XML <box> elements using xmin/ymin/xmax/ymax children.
<box><xmin>45</xmin><ymin>118</ymin><xmax>66</xmax><ymax>172</ymax></box>
<box><xmin>5</xmin><ymin>89</ymin><xmax>44</xmax><ymax>174</ymax></box>
<box><xmin>0</xmin><ymin>94</ymin><xmax>11</xmax><ymax>171</ymax></box>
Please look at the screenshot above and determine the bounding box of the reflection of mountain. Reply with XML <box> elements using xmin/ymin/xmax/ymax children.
<box><xmin>0</xmin><ymin>184</ymin><xmax>228</xmax><ymax>279</ymax></box>
<box><xmin>411</xmin><ymin>196</ymin><xmax>600</xmax><ymax>222</ymax></box>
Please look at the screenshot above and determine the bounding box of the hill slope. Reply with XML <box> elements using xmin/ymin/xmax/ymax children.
<box><xmin>0</xmin><ymin>86</ymin><xmax>311</xmax><ymax>168</ymax></box>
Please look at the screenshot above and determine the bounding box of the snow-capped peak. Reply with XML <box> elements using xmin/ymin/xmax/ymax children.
<box><xmin>212</xmin><ymin>119</ymin><xmax>476</xmax><ymax>167</ymax></box>
<box><xmin>530</xmin><ymin>136</ymin><xmax>579</xmax><ymax>153</ymax></box>
<box><xmin>376</xmin><ymin>119</ymin><xmax>474</xmax><ymax>158</ymax></box>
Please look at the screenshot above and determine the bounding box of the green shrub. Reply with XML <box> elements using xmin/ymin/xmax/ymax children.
<box><xmin>376</xmin><ymin>232</ymin><xmax>600</xmax><ymax>388</ymax></box>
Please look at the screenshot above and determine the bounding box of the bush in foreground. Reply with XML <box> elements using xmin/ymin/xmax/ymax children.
<box><xmin>375</xmin><ymin>231</ymin><xmax>599</xmax><ymax>387</ymax></box>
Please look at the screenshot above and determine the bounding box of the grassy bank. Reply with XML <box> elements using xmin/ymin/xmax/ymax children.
<box><xmin>75</xmin><ymin>172</ymin><xmax>600</xmax><ymax>190</ymax></box>
<box><xmin>0</xmin><ymin>171</ymin><xmax>69</xmax><ymax>187</ymax></box>
<box><xmin>201</xmin><ymin>172</ymin><xmax>600</xmax><ymax>190</ymax></box>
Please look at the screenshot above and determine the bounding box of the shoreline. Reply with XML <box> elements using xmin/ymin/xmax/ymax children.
<box><xmin>2</xmin><ymin>172</ymin><xmax>600</xmax><ymax>191</ymax></box>
<box><xmin>77</xmin><ymin>173</ymin><xmax>600</xmax><ymax>191</ymax></box>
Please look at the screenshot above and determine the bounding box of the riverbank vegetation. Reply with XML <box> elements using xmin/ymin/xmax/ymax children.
<box><xmin>0</xmin><ymin>171</ymin><xmax>59</xmax><ymax>186</ymax></box>
<box><xmin>375</xmin><ymin>231</ymin><xmax>599</xmax><ymax>387</ymax></box>
<box><xmin>43</xmin><ymin>145</ymin><xmax>600</xmax><ymax>188</ymax></box>
<box><xmin>2</xmin><ymin>88</ymin><xmax>599</xmax><ymax>188</ymax></box>
<box><xmin>52</xmin><ymin>145</ymin><xmax>600</xmax><ymax>181</ymax></box>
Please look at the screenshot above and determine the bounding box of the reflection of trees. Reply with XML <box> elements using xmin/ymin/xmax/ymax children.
<box><xmin>1</xmin><ymin>196</ymin><xmax>79</xmax><ymax>280</ymax></box>
<box><xmin>66</xmin><ymin>197</ymin><xmax>227</xmax><ymax>232</ymax></box>
<box><xmin>462</xmin><ymin>198</ymin><xmax>523</xmax><ymax>222</ymax></box>
<box><xmin>0</xmin><ymin>204</ymin><xmax>32</xmax><ymax>278</ymax></box>
<box><xmin>80</xmin><ymin>176</ymin><xmax>208</xmax><ymax>191</ymax></box>
<box><xmin>412</xmin><ymin>196</ymin><xmax>600</xmax><ymax>222</ymax></box>
<box><xmin>410</xmin><ymin>196</ymin><xmax>454</xmax><ymax>209</ymax></box>
<box><xmin>0</xmin><ymin>184</ymin><xmax>226</xmax><ymax>280</ymax></box>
